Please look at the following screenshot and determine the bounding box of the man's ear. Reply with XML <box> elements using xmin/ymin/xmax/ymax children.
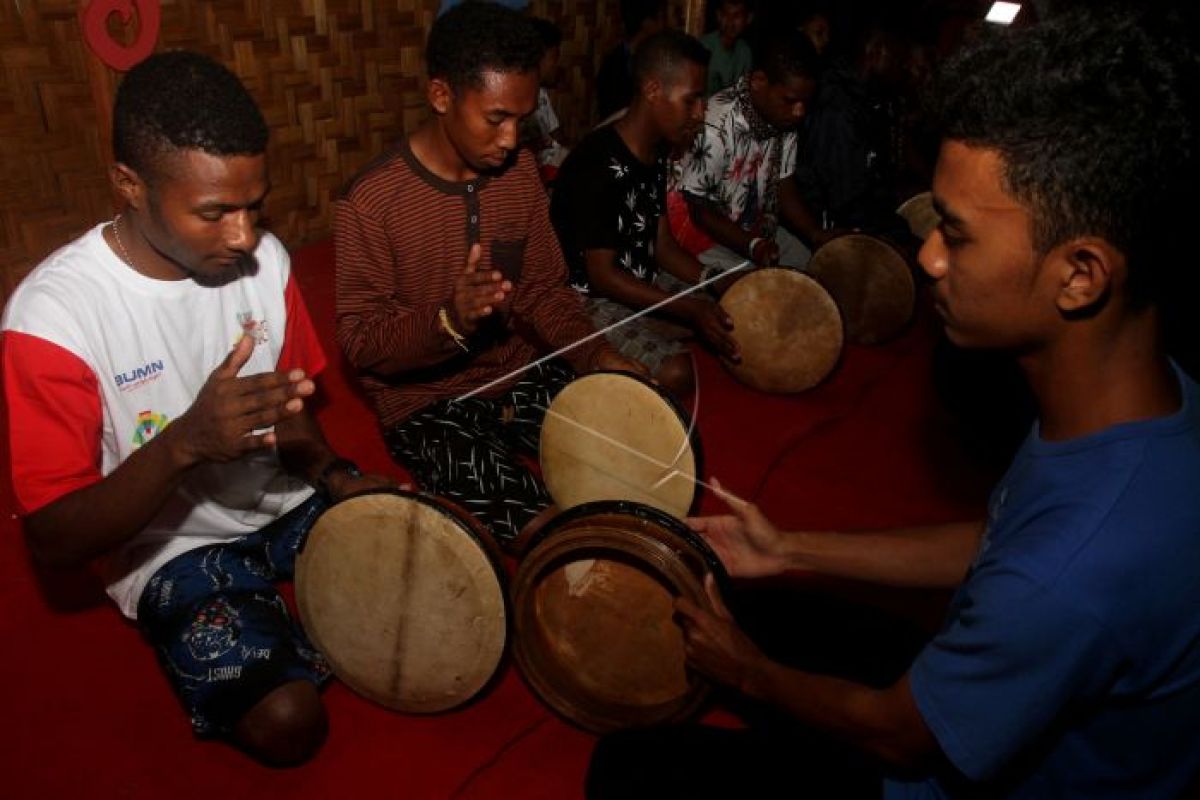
<box><xmin>643</xmin><ymin>76</ymin><xmax>663</xmax><ymax>103</ymax></box>
<box><xmin>110</xmin><ymin>162</ymin><xmax>145</xmax><ymax>211</ymax></box>
<box><xmin>428</xmin><ymin>77</ymin><xmax>453</xmax><ymax>116</ymax></box>
<box><xmin>1052</xmin><ymin>237</ymin><xmax>1122</xmax><ymax>314</ymax></box>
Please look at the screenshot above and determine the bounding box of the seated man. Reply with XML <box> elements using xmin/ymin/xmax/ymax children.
<box><xmin>551</xmin><ymin>30</ymin><xmax>738</xmax><ymax>398</ymax></box>
<box><xmin>527</xmin><ymin>17</ymin><xmax>570</xmax><ymax>179</ymax></box>
<box><xmin>1</xmin><ymin>52</ymin><xmax>389</xmax><ymax>766</ymax></box>
<box><xmin>792</xmin><ymin>24</ymin><xmax>914</xmax><ymax>236</ymax></box>
<box><xmin>699</xmin><ymin>0</ymin><xmax>752</xmax><ymax>97</ymax></box>
<box><xmin>335</xmin><ymin>3</ymin><xmax>638</xmax><ymax>548</ymax></box>
<box><xmin>588</xmin><ymin>7</ymin><xmax>1200</xmax><ymax>797</ymax></box>
<box><xmin>672</xmin><ymin>29</ymin><xmax>829</xmax><ymax>271</ymax></box>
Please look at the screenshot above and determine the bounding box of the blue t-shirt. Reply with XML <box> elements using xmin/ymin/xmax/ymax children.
<box><xmin>886</xmin><ymin>366</ymin><xmax>1200</xmax><ymax>798</ymax></box>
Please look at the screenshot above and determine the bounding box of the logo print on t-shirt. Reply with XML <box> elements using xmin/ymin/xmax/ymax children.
<box><xmin>132</xmin><ymin>409</ymin><xmax>170</xmax><ymax>447</ymax></box>
<box><xmin>236</xmin><ymin>310</ymin><xmax>269</xmax><ymax>345</ymax></box>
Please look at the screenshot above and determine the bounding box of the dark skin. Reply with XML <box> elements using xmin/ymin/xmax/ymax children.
<box><xmin>26</xmin><ymin>148</ymin><xmax>393</xmax><ymax>766</ymax></box>
<box><xmin>410</xmin><ymin>67</ymin><xmax>645</xmax><ymax>375</ymax></box>
<box><xmin>584</xmin><ymin>60</ymin><xmax>739</xmax><ymax>397</ymax></box>
<box><xmin>686</xmin><ymin>70</ymin><xmax>831</xmax><ymax>266</ymax></box>
<box><xmin>677</xmin><ymin>139</ymin><xmax>1182</xmax><ymax>777</ymax></box>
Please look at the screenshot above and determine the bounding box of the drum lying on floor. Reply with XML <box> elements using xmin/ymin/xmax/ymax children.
<box><xmin>511</xmin><ymin>500</ymin><xmax>728</xmax><ymax>734</ymax></box>
<box><xmin>295</xmin><ymin>490</ymin><xmax>507</xmax><ymax>713</ymax></box>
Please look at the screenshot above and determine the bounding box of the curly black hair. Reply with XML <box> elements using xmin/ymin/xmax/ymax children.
<box><xmin>426</xmin><ymin>3</ymin><xmax>542</xmax><ymax>91</ymax></box>
<box><xmin>751</xmin><ymin>28</ymin><xmax>821</xmax><ymax>85</ymax></box>
<box><xmin>934</xmin><ymin>6</ymin><xmax>1199</xmax><ymax>310</ymax></box>
<box><xmin>112</xmin><ymin>50</ymin><xmax>267</xmax><ymax>183</ymax></box>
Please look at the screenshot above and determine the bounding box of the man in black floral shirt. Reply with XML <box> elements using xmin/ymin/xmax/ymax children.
<box><xmin>552</xmin><ymin>31</ymin><xmax>739</xmax><ymax>397</ymax></box>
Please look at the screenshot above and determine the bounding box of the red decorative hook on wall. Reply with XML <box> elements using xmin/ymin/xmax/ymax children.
<box><xmin>79</xmin><ymin>0</ymin><xmax>161</xmax><ymax>72</ymax></box>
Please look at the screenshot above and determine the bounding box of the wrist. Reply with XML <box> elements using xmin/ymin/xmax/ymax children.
<box><xmin>737</xmin><ymin>651</ymin><xmax>774</xmax><ymax>700</ymax></box>
<box><xmin>438</xmin><ymin>306</ymin><xmax>470</xmax><ymax>351</ymax></box>
<box><xmin>316</xmin><ymin>457</ymin><xmax>362</xmax><ymax>501</ymax></box>
<box><xmin>159</xmin><ymin>423</ymin><xmax>199</xmax><ymax>471</ymax></box>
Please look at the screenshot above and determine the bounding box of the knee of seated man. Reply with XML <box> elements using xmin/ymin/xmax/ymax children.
<box><xmin>234</xmin><ymin>680</ymin><xmax>328</xmax><ymax>767</ymax></box>
<box><xmin>654</xmin><ymin>353</ymin><xmax>695</xmax><ymax>398</ymax></box>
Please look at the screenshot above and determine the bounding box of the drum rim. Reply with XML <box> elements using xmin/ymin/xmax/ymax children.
<box><xmin>541</xmin><ymin>370</ymin><xmax>706</xmax><ymax>516</ymax></box>
<box><xmin>524</xmin><ymin>499</ymin><xmax>728</xmax><ymax>585</ymax></box>
<box><xmin>298</xmin><ymin>487</ymin><xmax>507</xmax><ymax>567</ymax></box>
<box><xmin>511</xmin><ymin>499</ymin><xmax>729</xmax><ymax>733</ymax></box>
<box><xmin>296</xmin><ymin>487</ymin><xmax>510</xmax><ymax>713</ymax></box>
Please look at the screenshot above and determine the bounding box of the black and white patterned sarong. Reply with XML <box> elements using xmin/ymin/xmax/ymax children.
<box><xmin>383</xmin><ymin>360</ymin><xmax>575</xmax><ymax>544</ymax></box>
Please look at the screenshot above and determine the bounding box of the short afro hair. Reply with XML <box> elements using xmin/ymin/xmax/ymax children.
<box><xmin>751</xmin><ymin>28</ymin><xmax>821</xmax><ymax>85</ymax></box>
<box><xmin>113</xmin><ymin>50</ymin><xmax>267</xmax><ymax>182</ymax></box>
<box><xmin>632</xmin><ymin>30</ymin><xmax>710</xmax><ymax>89</ymax></box>
<box><xmin>934</xmin><ymin>6</ymin><xmax>1200</xmax><ymax>310</ymax></box>
<box><xmin>427</xmin><ymin>3</ymin><xmax>543</xmax><ymax>91</ymax></box>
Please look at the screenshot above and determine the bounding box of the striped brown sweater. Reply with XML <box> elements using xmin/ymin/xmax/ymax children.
<box><xmin>335</xmin><ymin>139</ymin><xmax>603</xmax><ymax>427</ymax></box>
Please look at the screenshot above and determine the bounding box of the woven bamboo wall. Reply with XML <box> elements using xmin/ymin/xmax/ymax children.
<box><xmin>0</xmin><ymin>0</ymin><xmax>693</xmax><ymax>301</ymax></box>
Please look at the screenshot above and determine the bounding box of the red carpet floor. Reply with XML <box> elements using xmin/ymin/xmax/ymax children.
<box><xmin>0</xmin><ymin>239</ymin><xmax>997</xmax><ymax>798</ymax></box>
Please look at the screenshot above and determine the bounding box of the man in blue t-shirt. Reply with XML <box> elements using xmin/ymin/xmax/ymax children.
<box><xmin>586</xmin><ymin>7</ymin><xmax>1200</xmax><ymax>798</ymax></box>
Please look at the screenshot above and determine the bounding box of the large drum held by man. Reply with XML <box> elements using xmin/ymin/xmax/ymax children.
<box><xmin>718</xmin><ymin>268</ymin><xmax>844</xmax><ymax>393</ymax></box>
<box><xmin>511</xmin><ymin>500</ymin><xmax>728</xmax><ymax>733</ymax></box>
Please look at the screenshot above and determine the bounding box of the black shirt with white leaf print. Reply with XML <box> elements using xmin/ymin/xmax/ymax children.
<box><xmin>550</xmin><ymin>125</ymin><xmax>668</xmax><ymax>295</ymax></box>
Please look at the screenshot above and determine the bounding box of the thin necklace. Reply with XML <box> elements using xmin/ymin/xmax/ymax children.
<box><xmin>111</xmin><ymin>213</ymin><xmax>134</xmax><ymax>267</ymax></box>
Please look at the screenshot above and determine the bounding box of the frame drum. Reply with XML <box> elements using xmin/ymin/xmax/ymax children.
<box><xmin>718</xmin><ymin>268</ymin><xmax>843</xmax><ymax>393</ymax></box>
<box><xmin>539</xmin><ymin>371</ymin><xmax>699</xmax><ymax>519</ymax></box>
<box><xmin>806</xmin><ymin>233</ymin><xmax>915</xmax><ymax>345</ymax></box>
<box><xmin>511</xmin><ymin>501</ymin><xmax>728</xmax><ymax>733</ymax></box>
<box><xmin>296</xmin><ymin>490</ymin><xmax>507</xmax><ymax>713</ymax></box>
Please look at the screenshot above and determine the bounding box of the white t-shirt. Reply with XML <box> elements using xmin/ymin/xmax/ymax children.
<box><xmin>1</xmin><ymin>224</ymin><xmax>326</xmax><ymax>618</ymax></box>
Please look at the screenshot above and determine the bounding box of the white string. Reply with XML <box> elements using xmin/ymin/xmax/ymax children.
<box><xmin>452</xmin><ymin>260</ymin><xmax>751</xmax><ymax>402</ymax></box>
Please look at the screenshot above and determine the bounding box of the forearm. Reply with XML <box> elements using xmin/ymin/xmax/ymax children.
<box><xmin>586</xmin><ymin>250</ymin><xmax>697</xmax><ymax>323</ymax></box>
<box><xmin>273</xmin><ymin>409</ymin><xmax>340</xmax><ymax>487</ymax></box>
<box><xmin>784</xmin><ymin>521</ymin><xmax>984</xmax><ymax>588</ymax></box>
<box><xmin>337</xmin><ymin>300</ymin><xmax>464</xmax><ymax>375</ymax></box>
<box><xmin>778</xmin><ymin>176</ymin><xmax>826</xmax><ymax>244</ymax></box>
<box><xmin>742</xmin><ymin>664</ymin><xmax>938</xmax><ymax>769</ymax></box>
<box><xmin>23</xmin><ymin>428</ymin><xmax>193</xmax><ymax>567</ymax></box>
<box><xmin>655</xmin><ymin>220</ymin><xmax>704</xmax><ymax>286</ymax></box>
<box><xmin>689</xmin><ymin>196</ymin><xmax>754</xmax><ymax>256</ymax></box>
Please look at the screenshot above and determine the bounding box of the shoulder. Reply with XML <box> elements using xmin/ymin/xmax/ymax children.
<box><xmin>338</xmin><ymin>143</ymin><xmax>410</xmax><ymax>206</ymax></box>
<box><xmin>4</xmin><ymin>227</ymin><xmax>108</xmax><ymax>327</ymax></box>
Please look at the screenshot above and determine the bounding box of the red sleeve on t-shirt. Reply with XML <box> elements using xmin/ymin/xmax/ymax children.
<box><xmin>277</xmin><ymin>274</ymin><xmax>327</xmax><ymax>378</ymax></box>
<box><xmin>2</xmin><ymin>331</ymin><xmax>103</xmax><ymax>516</ymax></box>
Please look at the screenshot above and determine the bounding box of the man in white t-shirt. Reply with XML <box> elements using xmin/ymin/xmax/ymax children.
<box><xmin>1</xmin><ymin>51</ymin><xmax>390</xmax><ymax>766</ymax></box>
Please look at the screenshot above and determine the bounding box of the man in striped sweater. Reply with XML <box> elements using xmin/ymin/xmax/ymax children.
<box><xmin>335</xmin><ymin>3</ymin><xmax>642</xmax><ymax>547</ymax></box>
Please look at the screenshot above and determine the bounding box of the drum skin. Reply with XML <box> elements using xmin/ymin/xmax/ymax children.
<box><xmin>511</xmin><ymin>500</ymin><xmax>729</xmax><ymax>733</ymax></box>
<box><xmin>719</xmin><ymin>268</ymin><xmax>844</xmax><ymax>393</ymax></box>
<box><xmin>806</xmin><ymin>234</ymin><xmax>915</xmax><ymax>345</ymax></box>
<box><xmin>540</xmin><ymin>371</ymin><xmax>699</xmax><ymax>518</ymax></box>
<box><xmin>295</xmin><ymin>490</ymin><xmax>507</xmax><ymax>714</ymax></box>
